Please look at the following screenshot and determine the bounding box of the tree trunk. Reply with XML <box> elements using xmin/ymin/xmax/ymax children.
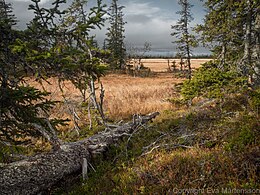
<box><xmin>252</xmin><ymin>12</ymin><xmax>260</xmax><ymax>86</ymax></box>
<box><xmin>218</xmin><ymin>43</ymin><xmax>226</xmax><ymax>70</ymax></box>
<box><xmin>186</xmin><ymin>45</ymin><xmax>191</xmax><ymax>80</ymax></box>
<box><xmin>238</xmin><ymin>0</ymin><xmax>252</xmax><ymax>76</ymax></box>
<box><xmin>0</xmin><ymin>112</ymin><xmax>159</xmax><ymax>195</ymax></box>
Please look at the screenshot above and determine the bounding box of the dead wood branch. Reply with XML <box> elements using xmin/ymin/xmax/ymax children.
<box><xmin>0</xmin><ymin>112</ymin><xmax>159</xmax><ymax>195</ymax></box>
<box><xmin>141</xmin><ymin>143</ymin><xmax>193</xmax><ymax>156</ymax></box>
<box><xmin>31</xmin><ymin>122</ymin><xmax>61</xmax><ymax>150</ymax></box>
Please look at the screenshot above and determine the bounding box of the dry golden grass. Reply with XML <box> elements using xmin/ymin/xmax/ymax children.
<box><xmin>139</xmin><ymin>58</ymin><xmax>211</xmax><ymax>72</ymax></box>
<box><xmin>100</xmin><ymin>58</ymin><xmax>209</xmax><ymax>119</ymax></box>
<box><xmin>28</xmin><ymin>73</ymin><xmax>182</xmax><ymax>122</ymax></box>
<box><xmin>100</xmin><ymin>73</ymin><xmax>182</xmax><ymax>120</ymax></box>
<box><xmin>27</xmin><ymin>78</ymin><xmax>84</xmax><ymax>131</ymax></box>
<box><xmin>27</xmin><ymin>59</ymin><xmax>210</xmax><ymax>124</ymax></box>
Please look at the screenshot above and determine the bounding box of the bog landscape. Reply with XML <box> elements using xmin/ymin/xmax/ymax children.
<box><xmin>0</xmin><ymin>0</ymin><xmax>260</xmax><ymax>194</ymax></box>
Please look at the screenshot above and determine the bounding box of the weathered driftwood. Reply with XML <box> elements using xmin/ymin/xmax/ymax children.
<box><xmin>0</xmin><ymin>112</ymin><xmax>159</xmax><ymax>195</ymax></box>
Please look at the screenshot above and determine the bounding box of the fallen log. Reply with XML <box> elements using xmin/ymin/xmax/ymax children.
<box><xmin>0</xmin><ymin>112</ymin><xmax>159</xmax><ymax>195</ymax></box>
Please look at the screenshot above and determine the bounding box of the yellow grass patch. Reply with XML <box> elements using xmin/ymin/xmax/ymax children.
<box><xmin>139</xmin><ymin>58</ymin><xmax>211</xmax><ymax>72</ymax></box>
<box><xmin>27</xmin><ymin>59</ymin><xmax>210</xmax><ymax>126</ymax></box>
<box><xmin>100</xmin><ymin>73</ymin><xmax>183</xmax><ymax>120</ymax></box>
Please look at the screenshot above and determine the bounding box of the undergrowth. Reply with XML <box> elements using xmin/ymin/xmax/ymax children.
<box><xmin>55</xmin><ymin>87</ymin><xmax>260</xmax><ymax>194</ymax></box>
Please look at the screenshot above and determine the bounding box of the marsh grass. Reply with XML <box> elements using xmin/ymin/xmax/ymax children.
<box><xmin>101</xmin><ymin>73</ymin><xmax>182</xmax><ymax>120</ymax></box>
<box><xmin>28</xmin><ymin>72</ymin><xmax>183</xmax><ymax>129</ymax></box>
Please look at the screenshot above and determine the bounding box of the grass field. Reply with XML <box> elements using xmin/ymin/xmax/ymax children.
<box><xmin>100</xmin><ymin>73</ymin><xmax>181</xmax><ymax>120</ymax></box>
<box><xmin>140</xmin><ymin>58</ymin><xmax>212</xmax><ymax>72</ymax></box>
<box><xmin>29</xmin><ymin>59</ymin><xmax>209</xmax><ymax>125</ymax></box>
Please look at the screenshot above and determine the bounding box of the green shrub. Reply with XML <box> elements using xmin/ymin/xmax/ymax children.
<box><xmin>224</xmin><ymin>116</ymin><xmax>259</xmax><ymax>152</ymax></box>
<box><xmin>181</xmin><ymin>61</ymin><xmax>247</xmax><ymax>101</ymax></box>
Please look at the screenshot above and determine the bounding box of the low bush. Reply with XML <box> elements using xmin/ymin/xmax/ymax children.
<box><xmin>181</xmin><ymin>61</ymin><xmax>248</xmax><ymax>101</ymax></box>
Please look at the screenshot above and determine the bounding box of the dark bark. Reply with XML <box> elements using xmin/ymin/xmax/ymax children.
<box><xmin>0</xmin><ymin>112</ymin><xmax>159</xmax><ymax>195</ymax></box>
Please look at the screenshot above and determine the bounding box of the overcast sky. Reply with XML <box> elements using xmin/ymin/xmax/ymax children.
<box><xmin>7</xmin><ymin>0</ymin><xmax>209</xmax><ymax>55</ymax></box>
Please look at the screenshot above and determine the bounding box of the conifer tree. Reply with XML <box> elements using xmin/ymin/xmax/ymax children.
<box><xmin>239</xmin><ymin>0</ymin><xmax>260</xmax><ymax>82</ymax></box>
<box><xmin>59</xmin><ymin>0</ymin><xmax>107</xmax><ymax>125</ymax></box>
<box><xmin>0</xmin><ymin>0</ymin><xmax>64</xmax><ymax>160</ymax></box>
<box><xmin>58</xmin><ymin>0</ymin><xmax>106</xmax><ymax>100</ymax></box>
<box><xmin>252</xmin><ymin>9</ymin><xmax>260</xmax><ymax>85</ymax></box>
<box><xmin>106</xmin><ymin>0</ymin><xmax>126</xmax><ymax>69</ymax></box>
<box><xmin>196</xmin><ymin>0</ymin><xmax>247</xmax><ymax>69</ymax></box>
<box><xmin>197</xmin><ymin>0</ymin><xmax>260</xmax><ymax>85</ymax></box>
<box><xmin>171</xmin><ymin>0</ymin><xmax>197</xmax><ymax>79</ymax></box>
<box><xmin>0</xmin><ymin>0</ymin><xmax>108</xmax><ymax>160</ymax></box>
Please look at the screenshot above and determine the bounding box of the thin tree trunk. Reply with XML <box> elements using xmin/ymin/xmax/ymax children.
<box><xmin>186</xmin><ymin>44</ymin><xmax>192</xmax><ymax>80</ymax></box>
<box><xmin>238</xmin><ymin>0</ymin><xmax>253</xmax><ymax>76</ymax></box>
<box><xmin>87</xmin><ymin>48</ymin><xmax>106</xmax><ymax>125</ymax></box>
<box><xmin>218</xmin><ymin>43</ymin><xmax>226</xmax><ymax>70</ymax></box>
<box><xmin>252</xmin><ymin>12</ymin><xmax>260</xmax><ymax>86</ymax></box>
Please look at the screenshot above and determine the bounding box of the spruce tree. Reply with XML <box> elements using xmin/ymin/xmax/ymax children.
<box><xmin>196</xmin><ymin>0</ymin><xmax>246</xmax><ymax>69</ymax></box>
<box><xmin>57</xmin><ymin>0</ymin><xmax>106</xmax><ymax>100</ymax></box>
<box><xmin>197</xmin><ymin>0</ymin><xmax>260</xmax><ymax>85</ymax></box>
<box><xmin>106</xmin><ymin>0</ymin><xmax>126</xmax><ymax>69</ymax></box>
<box><xmin>59</xmin><ymin>0</ymin><xmax>107</xmax><ymax>125</ymax></box>
<box><xmin>252</xmin><ymin>8</ymin><xmax>260</xmax><ymax>85</ymax></box>
<box><xmin>239</xmin><ymin>0</ymin><xmax>260</xmax><ymax>83</ymax></box>
<box><xmin>171</xmin><ymin>0</ymin><xmax>197</xmax><ymax>79</ymax></box>
<box><xmin>0</xmin><ymin>0</ymin><xmax>64</xmax><ymax>161</ymax></box>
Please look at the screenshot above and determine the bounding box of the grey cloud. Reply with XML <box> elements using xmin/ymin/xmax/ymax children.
<box><xmin>126</xmin><ymin>14</ymin><xmax>151</xmax><ymax>24</ymax></box>
<box><xmin>7</xmin><ymin>0</ymin><xmax>209</xmax><ymax>55</ymax></box>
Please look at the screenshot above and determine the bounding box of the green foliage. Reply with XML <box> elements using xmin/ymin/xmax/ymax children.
<box><xmin>167</xmin><ymin>97</ymin><xmax>185</xmax><ymax>106</ymax></box>
<box><xmin>0</xmin><ymin>0</ymin><xmax>68</xmax><ymax>161</ymax></box>
<box><xmin>224</xmin><ymin>116</ymin><xmax>258</xmax><ymax>152</ymax></box>
<box><xmin>105</xmin><ymin>0</ymin><xmax>126</xmax><ymax>69</ymax></box>
<box><xmin>0</xmin><ymin>0</ymin><xmax>16</xmax><ymax>28</ymax></box>
<box><xmin>181</xmin><ymin>61</ymin><xmax>248</xmax><ymax>101</ymax></box>
<box><xmin>195</xmin><ymin>0</ymin><xmax>260</xmax><ymax>80</ymax></box>
<box><xmin>0</xmin><ymin>141</ymin><xmax>25</xmax><ymax>163</ymax></box>
<box><xmin>0</xmin><ymin>85</ymin><xmax>67</xmax><ymax>158</ymax></box>
<box><xmin>55</xmin><ymin>101</ymin><xmax>259</xmax><ymax>194</ymax></box>
<box><xmin>24</xmin><ymin>0</ymin><xmax>108</xmax><ymax>94</ymax></box>
<box><xmin>171</xmin><ymin>0</ymin><xmax>198</xmax><ymax>79</ymax></box>
<box><xmin>225</xmin><ymin>127</ymin><xmax>255</xmax><ymax>152</ymax></box>
<box><xmin>56</xmin><ymin>0</ymin><xmax>107</xmax><ymax>102</ymax></box>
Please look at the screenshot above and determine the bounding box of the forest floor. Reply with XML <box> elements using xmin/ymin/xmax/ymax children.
<box><xmin>29</xmin><ymin>59</ymin><xmax>259</xmax><ymax>194</ymax></box>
